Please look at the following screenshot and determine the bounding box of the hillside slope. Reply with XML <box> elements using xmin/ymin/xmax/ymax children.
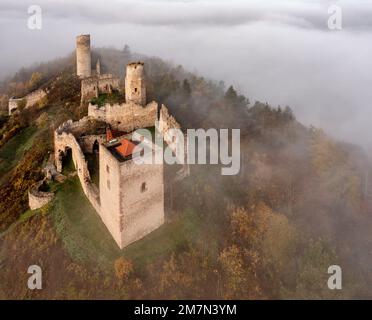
<box><xmin>0</xmin><ymin>47</ymin><xmax>371</xmax><ymax>299</ymax></box>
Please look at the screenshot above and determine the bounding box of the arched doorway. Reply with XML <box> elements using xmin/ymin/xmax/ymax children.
<box><xmin>62</xmin><ymin>147</ymin><xmax>75</xmax><ymax>174</ymax></box>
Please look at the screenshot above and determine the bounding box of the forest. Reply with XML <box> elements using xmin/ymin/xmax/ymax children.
<box><xmin>0</xmin><ymin>46</ymin><xmax>371</xmax><ymax>299</ymax></box>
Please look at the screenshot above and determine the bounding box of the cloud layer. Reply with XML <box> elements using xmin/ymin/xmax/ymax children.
<box><xmin>1</xmin><ymin>0</ymin><xmax>372</xmax><ymax>29</ymax></box>
<box><xmin>1</xmin><ymin>0</ymin><xmax>372</xmax><ymax>151</ymax></box>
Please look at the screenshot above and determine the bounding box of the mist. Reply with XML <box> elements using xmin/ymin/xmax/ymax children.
<box><xmin>1</xmin><ymin>0</ymin><xmax>372</xmax><ymax>151</ymax></box>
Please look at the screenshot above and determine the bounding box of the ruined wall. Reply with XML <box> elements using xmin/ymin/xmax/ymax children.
<box><xmin>25</xmin><ymin>89</ymin><xmax>47</xmax><ymax>107</ymax></box>
<box><xmin>78</xmin><ymin>134</ymin><xmax>106</xmax><ymax>154</ymax></box>
<box><xmin>158</xmin><ymin>104</ymin><xmax>189</xmax><ymax>175</ymax></box>
<box><xmin>54</xmin><ymin>126</ymin><xmax>100</xmax><ymax>213</ymax></box>
<box><xmin>28</xmin><ymin>180</ymin><xmax>54</xmax><ymax>210</ymax></box>
<box><xmin>8</xmin><ymin>89</ymin><xmax>47</xmax><ymax>115</ymax></box>
<box><xmin>97</xmin><ymin>74</ymin><xmax>120</xmax><ymax>93</ymax></box>
<box><xmin>88</xmin><ymin>101</ymin><xmax>158</xmax><ymax>132</ymax></box>
<box><xmin>76</xmin><ymin>35</ymin><xmax>91</xmax><ymax>78</ymax></box>
<box><xmin>125</xmin><ymin>62</ymin><xmax>146</xmax><ymax>106</ymax></box>
<box><xmin>81</xmin><ymin>78</ymin><xmax>98</xmax><ymax>102</ymax></box>
<box><xmin>87</xmin><ymin>104</ymin><xmax>106</xmax><ymax>121</ymax></box>
<box><xmin>8</xmin><ymin>99</ymin><xmax>20</xmax><ymax>115</ymax></box>
<box><xmin>158</xmin><ymin>104</ymin><xmax>182</xmax><ymax>151</ymax></box>
<box><xmin>81</xmin><ymin>74</ymin><xmax>120</xmax><ymax>102</ymax></box>
<box><xmin>56</xmin><ymin>117</ymin><xmax>104</xmax><ymax>137</ymax></box>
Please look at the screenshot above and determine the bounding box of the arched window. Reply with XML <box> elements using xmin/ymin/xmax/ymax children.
<box><xmin>141</xmin><ymin>182</ymin><xmax>147</xmax><ymax>193</ymax></box>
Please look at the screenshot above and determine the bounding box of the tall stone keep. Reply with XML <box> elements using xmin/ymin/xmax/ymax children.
<box><xmin>125</xmin><ymin>62</ymin><xmax>146</xmax><ymax>106</ymax></box>
<box><xmin>76</xmin><ymin>35</ymin><xmax>91</xmax><ymax>78</ymax></box>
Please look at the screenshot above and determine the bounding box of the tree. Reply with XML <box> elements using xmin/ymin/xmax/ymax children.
<box><xmin>28</xmin><ymin>72</ymin><xmax>43</xmax><ymax>90</ymax></box>
<box><xmin>225</xmin><ymin>85</ymin><xmax>238</xmax><ymax>102</ymax></box>
<box><xmin>182</xmin><ymin>79</ymin><xmax>191</xmax><ymax>97</ymax></box>
<box><xmin>122</xmin><ymin>44</ymin><xmax>131</xmax><ymax>57</ymax></box>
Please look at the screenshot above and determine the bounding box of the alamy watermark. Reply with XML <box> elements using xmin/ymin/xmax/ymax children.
<box><xmin>129</xmin><ymin>125</ymin><xmax>240</xmax><ymax>176</ymax></box>
<box><xmin>27</xmin><ymin>5</ymin><xmax>42</xmax><ymax>30</ymax></box>
<box><xmin>27</xmin><ymin>265</ymin><xmax>42</xmax><ymax>290</ymax></box>
<box><xmin>327</xmin><ymin>265</ymin><xmax>342</xmax><ymax>290</ymax></box>
<box><xmin>328</xmin><ymin>4</ymin><xmax>342</xmax><ymax>30</ymax></box>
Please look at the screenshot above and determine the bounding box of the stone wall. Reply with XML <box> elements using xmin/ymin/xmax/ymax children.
<box><xmin>158</xmin><ymin>104</ymin><xmax>181</xmax><ymax>141</ymax></box>
<box><xmin>54</xmin><ymin>127</ymin><xmax>100</xmax><ymax>213</ymax></box>
<box><xmin>97</xmin><ymin>74</ymin><xmax>120</xmax><ymax>93</ymax></box>
<box><xmin>56</xmin><ymin>117</ymin><xmax>105</xmax><ymax>136</ymax></box>
<box><xmin>8</xmin><ymin>98</ymin><xmax>20</xmax><ymax>114</ymax></box>
<box><xmin>78</xmin><ymin>134</ymin><xmax>106</xmax><ymax>154</ymax></box>
<box><xmin>28</xmin><ymin>180</ymin><xmax>54</xmax><ymax>210</ymax></box>
<box><xmin>158</xmin><ymin>104</ymin><xmax>189</xmax><ymax>176</ymax></box>
<box><xmin>25</xmin><ymin>89</ymin><xmax>47</xmax><ymax>107</ymax></box>
<box><xmin>8</xmin><ymin>89</ymin><xmax>47</xmax><ymax>115</ymax></box>
<box><xmin>81</xmin><ymin>77</ymin><xmax>98</xmax><ymax>102</ymax></box>
<box><xmin>88</xmin><ymin>101</ymin><xmax>158</xmax><ymax>132</ymax></box>
<box><xmin>81</xmin><ymin>74</ymin><xmax>120</xmax><ymax>102</ymax></box>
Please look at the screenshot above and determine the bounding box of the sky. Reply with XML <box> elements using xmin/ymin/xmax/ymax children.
<box><xmin>1</xmin><ymin>0</ymin><xmax>372</xmax><ymax>151</ymax></box>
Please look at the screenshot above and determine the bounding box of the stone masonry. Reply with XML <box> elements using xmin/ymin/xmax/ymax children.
<box><xmin>8</xmin><ymin>89</ymin><xmax>47</xmax><ymax>115</ymax></box>
<box><xmin>52</xmin><ymin>34</ymin><xmax>187</xmax><ymax>249</ymax></box>
<box><xmin>76</xmin><ymin>34</ymin><xmax>92</xmax><ymax>78</ymax></box>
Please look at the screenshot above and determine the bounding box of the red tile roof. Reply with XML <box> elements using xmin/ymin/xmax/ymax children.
<box><xmin>115</xmin><ymin>138</ymin><xmax>136</xmax><ymax>157</ymax></box>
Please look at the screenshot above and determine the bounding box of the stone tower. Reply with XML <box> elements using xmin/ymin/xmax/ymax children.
<box><xmin>99</xmin><ymin>138</ymin><xmax>164</xmax><ymax>248</ymax></box>
<box><xmin>96</xmin><ymin>58</ymin><xmax>101</xmax><ymax>75</ymax></box>
<box><xmin>125</xmin><ymin>62</ymin><xmax>146</xmax><ymax>106</ymax></box>
<box><xmin>76</xmin><ymin>34</ymin><xmax>91</xmax><ymax>78</ymax></box>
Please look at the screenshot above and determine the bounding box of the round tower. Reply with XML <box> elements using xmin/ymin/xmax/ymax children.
<box><xmin>76</xmin><ymin>35</ymin><xmax>91</xmax><ymax>78</ymax></box>
<box><xmin>125</xmin><ymin>62</ymin><xmax>146</xmax><ymax>105</ymax></box>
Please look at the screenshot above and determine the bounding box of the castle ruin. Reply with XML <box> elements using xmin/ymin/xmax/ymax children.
<box><xmin>52</xmin><ymin>35</ymin><xmax>187</xmax><ymax>249</ymax></box>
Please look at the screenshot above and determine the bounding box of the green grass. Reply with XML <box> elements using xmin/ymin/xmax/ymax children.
<box><xmin>51</xmin><ymin>177</ymin><xmax>120</xmax><ymax>270</ymax></box>
<box><xmin>90</xmin><ymin>91</ymin><xmax>124</xmax><ymax>107</ymax></box>
<box><xmin>123</xmin><ymin>208</ymin><xmax>200</xmax><ymax>268</ymax></box>
<box><xmin>51</xmin><ymin>175</ymin><xmax>201</xmax><ymax>271</ymax></box>
<box><xmin>0</xmin><ymin>126</ymin><xmax>38</xmax><ymax>182</ymax></box>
